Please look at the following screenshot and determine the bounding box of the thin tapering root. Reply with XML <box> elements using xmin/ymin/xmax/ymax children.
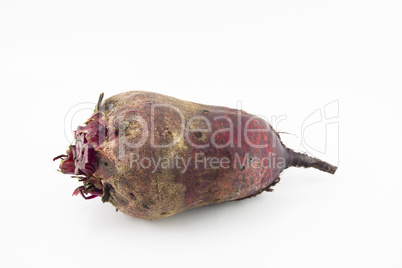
<box><xmin>287</xmin><ymin>149</ymin><xmax>337</xmax><ymax>174</ymax></box>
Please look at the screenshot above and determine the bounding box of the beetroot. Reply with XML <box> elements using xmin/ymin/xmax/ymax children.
<box><xmin>54</xmin><ymin>91</ymin><xmax>337</xmax><ymax>220</ymax></box>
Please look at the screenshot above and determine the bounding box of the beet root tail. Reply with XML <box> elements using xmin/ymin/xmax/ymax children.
<box><xmin>286</xmin><ymin>149</ymin><xmax>338</xmax><ymax>174</ymax></box>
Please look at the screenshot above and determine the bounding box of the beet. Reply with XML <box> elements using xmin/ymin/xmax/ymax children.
<box><xmin>54</xmin><ymin>91</ymin><xmax>337</xmax><ymax>220</ymax></box>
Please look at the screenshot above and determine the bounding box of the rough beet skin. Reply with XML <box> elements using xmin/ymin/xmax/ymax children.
<box><xmin>54</xmin><ymin>91</ymin><xmax>337</xmax><ymax>220</ymax></box>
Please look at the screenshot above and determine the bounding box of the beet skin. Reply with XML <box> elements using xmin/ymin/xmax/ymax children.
<box><xmin>54</xmin><ymin>91</ymin><xmax>337</xmax><ymax>220</ymax></box>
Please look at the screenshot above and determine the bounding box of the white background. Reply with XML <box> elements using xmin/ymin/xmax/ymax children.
<box><xmin>1</xmin><ymin>1</ymin><xmax>401</xmax><ymax>267</ymax></box>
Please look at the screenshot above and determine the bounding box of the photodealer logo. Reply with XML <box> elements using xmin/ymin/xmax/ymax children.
<box><xmin>62</xmin><ymin>98</ymin><xmax>339</xmax><ymax>165</ymax></box>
